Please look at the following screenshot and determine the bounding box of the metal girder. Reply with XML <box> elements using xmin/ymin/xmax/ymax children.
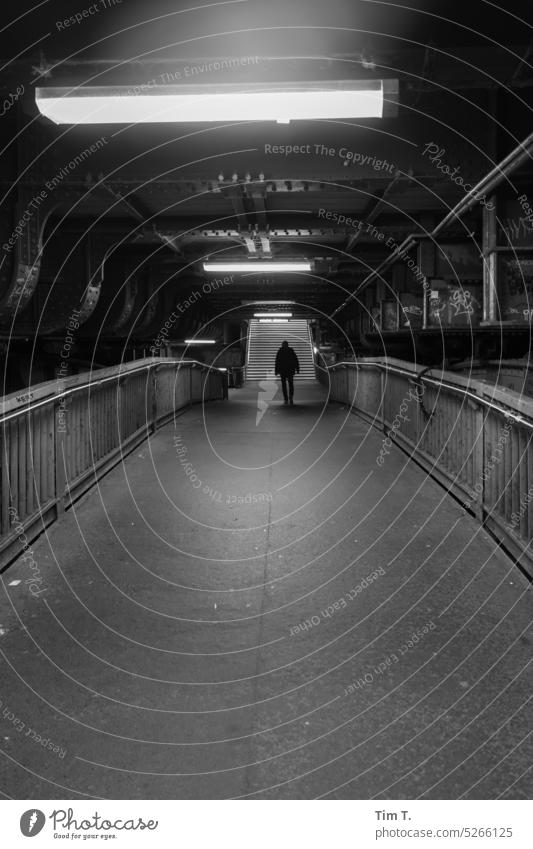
<box><xmin>20</xmin><ymin>46</ymin><xmax>529</xmax><ymax>90</ymax></box>
<box><xmin>78</xmin><ymin>231</ymin><xmax>131</xmax><ymax>325</ymax></box>
<box><xmin>101</xmin><ymin>183</ymin><xmax>182</xmax><ymax>255</ymax></box>
<box><xmin>248</xmin><ymin>187</ymin><xmax>268</xmax><ymax>229</ymax></box>
<box><xmin>227</xmin><ymin>184</ymin><xmax>249</xmax><ymax>230</ymax></box>
<box><xmin>155</xmin><ymin>232</ymin><xmax>182</xmax><ymax>254</ymax></box>
<box><xmin>259</xmin><ymin>235</ymin><xmax>271</xmax><ymax>254</ymax></box>
<box><xmin>109</xmin><ymin>276</ymin><xmax>140</xmax><ymax>335</ymax></box>
<box><xmin>331</xmin><ymin>128</ymin><xmax>533</xmax><ymax>318</ymax></box>
<box><xmin>482</xmin><ymin>195</ymin><xmax>499</xmax><ymax>323</ymax></box>
<box><xmin>0</xmin><ymin>190</ymin><xmax>58</xmax><ymax>321</ymax></box>
<box><xmin>345</xmin><ymin>171</ymin><xmax>403</xmax><ymax>253</ymax></box>
<box><xmin>94</xmin><ymin>176</ymin><xmax>399</xmax><ymax>196</ymax></box>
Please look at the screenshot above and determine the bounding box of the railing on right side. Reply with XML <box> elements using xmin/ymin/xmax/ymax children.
<box><xmin>318</xmin><ymin>357</ymin><xmax>533</xmax><ymax>577</ymax></box>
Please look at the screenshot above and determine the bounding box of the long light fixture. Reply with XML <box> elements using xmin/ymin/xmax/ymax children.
<box><xmin>203</xmin><ymin>261</ymin><xmax>311</xmax><ymax>273</ymax></box>
<box><xmin>184</xmin><ymin>339</ymin><xmax>216</xmax><ymax>344</ymax></box>
<box><xmin>254</xmin><ymin>312</ymin><xmax>293</xmax><ymax>318</ymax></box>
<box><xmin>35</xmin><ymin>80</ymin><xmax>397</xmax><ymax>125</ymax></box>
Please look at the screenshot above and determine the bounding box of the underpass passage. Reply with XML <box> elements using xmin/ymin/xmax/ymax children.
<box><xmin>0</xmin><ymin>381</ymin><xmax>531</xmax><ymax>800</ymax></box>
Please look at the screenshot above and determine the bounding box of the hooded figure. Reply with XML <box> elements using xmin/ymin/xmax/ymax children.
<box><xmin>275</xmin><ymin>340</ymin><xmax>300</xmax><ymax>405</ymax></box>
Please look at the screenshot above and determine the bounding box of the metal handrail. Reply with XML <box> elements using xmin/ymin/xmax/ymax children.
<box><xmin>320</xmin><ymin>356</ymin><xmax>533</xmax><ymax>574</ymax></box>
<box><xmin>0</xmin><ymin>358</ymin><xmax>219</xmax><ymax>425</ymax></box>
<box><xmin>325</xmin><ymin>360</ymin><xmax>533</xmax><ymax>428</ymax></box>
<box><xmin>0</xmin><ymin>356</ymin><xmax>226</xmax><ymax>569</ymax></box>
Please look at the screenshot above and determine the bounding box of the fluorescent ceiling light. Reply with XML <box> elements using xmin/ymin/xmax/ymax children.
<box><xmin>203</xmin><ymin>261</ymin><xmax>311</xmax><ymax>273</ymax></box>
<box><xmin>184</xmin><ymin>339</ymin><xmax>216</xmax><ymax>344</ymax></box>
<box><xmin>254</xmin><ymin>312</ymin><xmax>293</xmax><ymax>318</ymax></box>
<box><xmin>35</xmin><ymin>80</ymin><xmax>397</xmax><ymax>125</ymax></box>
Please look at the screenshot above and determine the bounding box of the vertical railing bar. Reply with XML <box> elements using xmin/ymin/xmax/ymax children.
<box><xmin>25</xmin><ymin>412</ymin><xmax>34</xmax><ymax>519</ymax></box>
<box><xmin>485</xmin><ymin>410</ymin><xmax>493</xmax><ymax>515</ymax></box>
<box><xmin>492</xmin><ymin>410</ymin><xmax>501</xmax><ymax>521</ymax></box>
<box><xmin>72</xmin><ymin>392</ymin><xmax>78</xmax><ymax>481</ymax></box>
<box><xmin>1</xmin><ymin>426</ymin><xmax>10</xmax><ymax>534</ymax></box>
<box><xmin>516</xmin><ymin>424</ymin><xmax>525</xmax><ymax>525</ymax></box>
<box><xmin>76</xmin><ymin>392</ymin><xmax>83</xmax><ymax>476</ymax></box>
<box><xmin>527</xmin><ymin>430</ymin><xmax>533</xmax><ymax>543</ymax></box>
<box><xmin>455</xmin><ymin>396</ymin><xmax>463</xmax><ymax>486</ymax></box>
<box><xmin>40</xmin><ymin>407</ymin><xmax>48</xmax><ymax>503</ymax></box>
<box><xmin>473</xmin><ymin>401</ymin><xmax>484</xmax><ymax>523</ymax></box>
<box><xmin>465</xmin><ymin>403</ymin><xmax>472</xmax><ymax>491</ymax></box>
<box><xmin>90</xmin><ymin>384</ymin><xmax>96</xmax><ymax>463</ymax></box>
<box><xmin>511</xmin><ymin>423</ymin><xmax>521</xmax><ymax>525</ymax></box>
<box><xmin>87</xmin><ymin>385</ymin><xmax>94</xmax><ymax>469</ymax></box>
<box><xmin>434</xmin><ymin>387</ymin><xmax>441</xmax><ymax>470</ymax></box>
<box><xmin>504</xmin><ymin>415</ymin><xmax>513</xmax><ymax>523</ymax></box>
<box><xmin>83</xmin><ymin>390</ymin><xmax>89</xmax><ymax>473</ymax></box>
<box><xmin>10</xmin><ymin>418</ymin><xmax>19</xmax><ymax>520</ymax></box>
<box><xmin>109</xmin><ymin>382</ymin><xmax>114</xmax><ymax>454</ymax></box>
<box><xmin>106</xmin><ymin>382</ymin><xmax>112</xmax><ymax>458</ymax></box>
<box><xmin>54</xmin><ymin>399</ymin><xmax>66</xmax><ymax>515</ymax></box>
<box><xmin>101</xmin><ymin>383</ymin><xmax>107</xmax><ymax>457</ymax></box>
<box><xmin>31</xmin><ymin>409</ymin><xmax>41</xmax><ymax>514</ymax></box>
<box><xmin>18</xmin><ymin>413</ymin><xmax>26</xmax><ymax>520</ymax></box>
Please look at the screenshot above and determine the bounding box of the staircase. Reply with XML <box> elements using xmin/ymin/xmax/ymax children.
<box><xmin>246</xmin><ymin>319</ymin><xmax>316</xmax><ymax>381</ymax></box>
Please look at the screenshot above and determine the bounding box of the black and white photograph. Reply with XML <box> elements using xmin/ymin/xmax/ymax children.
<box><xmin>0</xmin><ymin>0</ymin><xmax>531</xmax><ymax>842</ymax></box>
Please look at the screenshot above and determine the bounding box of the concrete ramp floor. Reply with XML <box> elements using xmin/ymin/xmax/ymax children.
<box><xmin>0</xmin><ymin>381</ymin><xmax>531</xmax><ymax>799</ymax></box>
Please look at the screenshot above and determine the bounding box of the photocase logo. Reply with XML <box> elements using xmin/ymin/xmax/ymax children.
<box><xmin>20</xmin><ymin>809</ymin><xmax>46</xmax><ymax>837</ymax></box>
<box><xmin>256</xmin><ymin>369</ymin><xmax>278</xmax><ymax>425</ymax></box>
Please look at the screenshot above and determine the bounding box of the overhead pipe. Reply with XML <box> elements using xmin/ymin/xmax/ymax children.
<box><xmin>344</xmin><ymin>169</ymin><xmax>404</xmax><ymax>253</ymax></box>
<box><xmin>330</xmin><ymin>234</ymin><xmax>419</xmax><ymax>318</ymax></box>
<box><xmin>330</xmin><ymin>129</ymin><xmax>533</xmax><ymax>318</ymax></box>
<box><xmin>432</xmin><ymin>128</ymin><xmax>533</xmax><ymax>237</ymax></box>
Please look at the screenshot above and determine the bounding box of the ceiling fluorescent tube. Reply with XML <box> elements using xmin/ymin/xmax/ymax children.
<box><xmin>35</xmin><ymin>80</ymin><xmax>395</xmax><ymax>125</ymax></box>
<box><xmin>253</xmin><ymin>312</ymin><xmax>293</xmax><ymax>317</ymax></box>
<box><xmin>203</xmin><ymin>261</ymin><xmax>311</xmax><ymax>272</ymax></box>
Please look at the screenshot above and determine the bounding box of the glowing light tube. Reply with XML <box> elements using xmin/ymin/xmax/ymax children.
<box><xmin>203</xmin><ymin>261</ymin><xmax>311</xmax><ymax>273</ymax></box>
<box><xmin>35</xmin><ymin>81</ymin><xmax>387</xmax><ymax>124</ymax></box>
<box><xmin>184</xmin><ymin>339</ymin><xmax>216</xmax><ymax>344</ymax></box>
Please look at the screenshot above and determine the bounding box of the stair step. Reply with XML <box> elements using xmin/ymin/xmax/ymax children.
<box><xmin>246</xmin><ymin>319</ymin><xmax>315</xmax><ymax>383</ymax></box>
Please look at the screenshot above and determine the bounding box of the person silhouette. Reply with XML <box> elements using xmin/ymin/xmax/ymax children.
<box><xmin>275</xmin><ymin>340</ymin><xmax>300</xmax><ymax>405</ymax></box>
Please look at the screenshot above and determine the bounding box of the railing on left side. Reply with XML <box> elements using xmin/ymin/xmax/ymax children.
<box><xmin>0</xmin><ymin>358</ymin><xmax>227</xmax><ymax>570</ymax></box>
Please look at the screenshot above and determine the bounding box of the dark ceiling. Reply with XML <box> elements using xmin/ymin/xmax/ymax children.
<box><xmin>1</xmin><ymin>0</ymin><xmax>532</xmax><ymax>324</ymax></box>
<box><xmin>2</xmin><ymin>0</ymin><xmax>531</xmax><ymax>57</ymax></box>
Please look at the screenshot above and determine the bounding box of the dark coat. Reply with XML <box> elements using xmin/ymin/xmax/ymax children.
<box><xmin>275</xmin><ymin>345</ymin><xmax>300</xmax><ymax>375</ymax></box>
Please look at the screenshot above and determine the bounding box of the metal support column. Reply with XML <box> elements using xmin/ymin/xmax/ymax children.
<box><xmin>417</xmin><ymin>239</ymin><xmax>436</xmax><ymax>330</ymax></box>
<box><xmin>482</xmin><ymin>194</ymin><xmax>499</xmax><ymax>323</ymax></box>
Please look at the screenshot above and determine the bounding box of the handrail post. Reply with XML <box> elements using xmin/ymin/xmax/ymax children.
<box><xmin>474</xmin><ymin>398</ymin><xmax>485</xmax><ymax>523</ymax></box>
<box><xmin>150</xmin><ymin>364</ymin><xmax>158</xmax><ymax>432</ymax></box>
<box><xmin>482</xmin><ymin>195</ymin><xmax>499</xmax><ymax>323</ymax></box>
<box><xmin>413</xmin><ymin>373</ymin><xmax>421</xmax><ymax>448</ymax></box>
<box><xmin>54</xmin><ymin>396</ymin><xmax>67</xmax><ymax>515</ymax></box>
<box><xmin>1</xmin><ymin>425</ymin><xmax>9</xmax><ymax>536</ymax></box>
<box><xmin>117</xmin><ymin>374</ymin><xmax>125</xmax><ymax>446</ymax></box>
<box><xmin>380</xmin><ymin>365</ymin><xmax>386</xmax><ymax>431</ymax></box>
